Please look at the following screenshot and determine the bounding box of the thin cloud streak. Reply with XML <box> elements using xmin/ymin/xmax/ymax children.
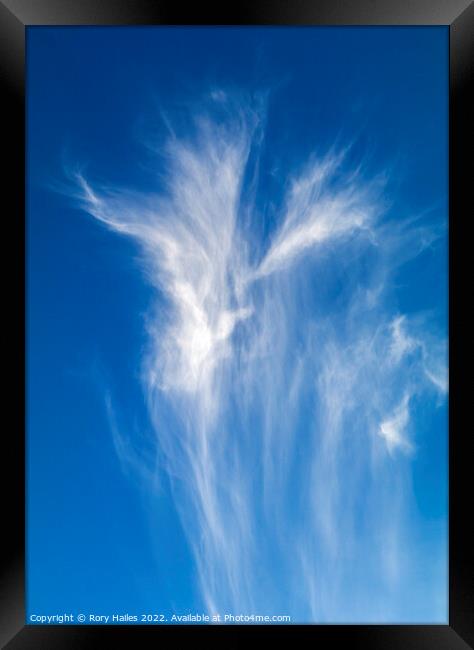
<box><xmin>71</xmin><ymin>92</ymin><xmax>447</xmax><ymax>621</ymax></box>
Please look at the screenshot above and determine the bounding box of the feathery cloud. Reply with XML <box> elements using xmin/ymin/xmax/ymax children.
<box><xmin>70</xmin><ymin>92</ymin><xmax>447</xmax><ymax>621</ymax></box>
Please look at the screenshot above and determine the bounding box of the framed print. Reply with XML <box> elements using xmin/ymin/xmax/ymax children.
<box><xmin>1</xmin><ymin>1</ymin><xmax>473</xmax><ymax>648</ymax></box>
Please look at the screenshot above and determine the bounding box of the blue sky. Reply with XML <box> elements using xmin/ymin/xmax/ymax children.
<box><xmin>27</xmin><ymin>26</ymin><xmax>448</xmax><ymax>623</ymax></box>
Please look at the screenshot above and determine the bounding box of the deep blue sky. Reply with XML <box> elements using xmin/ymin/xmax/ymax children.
<box><xmin>27</xmin><ymin>26</ymin><xmax>448</xmax><ymax>623</ymax></box>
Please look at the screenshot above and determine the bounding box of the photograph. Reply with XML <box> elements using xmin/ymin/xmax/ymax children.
<box><xmin>25</xmin><ymin>25</ymin><xmax>450</xmax><ymax>626</ymax></box>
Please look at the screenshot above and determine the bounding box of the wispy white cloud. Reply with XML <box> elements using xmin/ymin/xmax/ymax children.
<box><xmin>378</xmin><ymin>393</ymin><xmax>413</xmax><ymax>454</ymax></box>
<box><xmin>256</xmin><ymin>152</ymin><xmax>377</xmax><ymax>279</ymax></box>
<box><xmin>69</xmin><ymin>91</ymin><xmax>447</xmax><ymax>621</ymax></box>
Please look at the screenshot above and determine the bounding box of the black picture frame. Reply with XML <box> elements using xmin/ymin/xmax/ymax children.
<box><xmin>1</xmin><ymin>1</ymin><xmax>472</xmax><ymax>647</ymax></box>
